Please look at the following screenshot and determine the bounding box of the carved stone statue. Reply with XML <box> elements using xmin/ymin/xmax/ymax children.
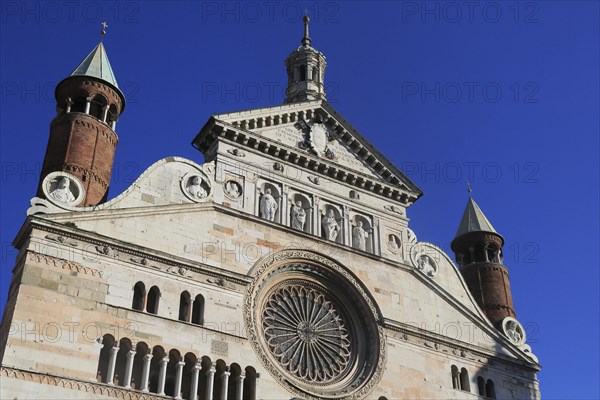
<box><xmin>260</xmin><ymin>188</ymin><xmax>278</xmax><ymax>221</ymax></box>
<box><xmin>352</xmin><ymin>221</ymin><xmax>369</xmax><ymax>251</ymax></box>
<box><xmin>50</xmin><ymin>177</ymin><xmax>75</xmax><ymax>203</ymax></box>
<box><xmin>186</xmin><ymin>176</ymin><xmax>207</xmax><ymax>198</ymax></box>
<box><xmin>291</xmin><ymin>201</ymin><xmax>307</xmax><ymax>231</ymax></box>
<box><xmin>321</xmin><ymin>209</ymin><xmax>340</xmax><ymax>241</ymax></box>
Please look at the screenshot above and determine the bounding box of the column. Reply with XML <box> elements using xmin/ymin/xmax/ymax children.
<box><xmin>281</xmin><ymin>186</ymin><xmax>289</xmax><ymax>226</ymax></box>
<box><xmin>173</xmin><ymin>359</ymin><xmax>185</xmax><ymax>400</ymax></box>
<box><xmin>140</xmin><ymin>353</ymin><xmax>153</xmax><ymax>392</ymax></box>
<box><xmin>372</xmin><ymin>217</ymin><xmax>380</xmax><ymax>256</ymax></box>
<box><xmin>84</xmin><ymin>99</ymin><xmax>91</xmax><ymax>114</ymax></box>
<box><xmin>124</xmin><ymin>349</ymin><xmax>136</xmax><ymax>388</ymax></box>
<box><xmin>189</xmin><ymin>360</ymin><xmax>201</xmax><ymax>400</ymax></box>
<box><xmin>342</xmin><ymin>206</ymin><xmax>351</xmax><ymax>246</ymax></box>
<box><xmin>111</xmin><ymin>120</ymin><xmax>117</xmax><ymax>130</ymax></box>
<box><xmin>106</xmin><ymin>346</ymin><xmax>119</xmax><ymax>385</ymax></box>
<box><xmin>101</xmin><ymin>105</ymin><xmax>109</xmax><ymax>122</ymax></box>
<box><xmin>255</xmin><ymin>373</ymin><xmax>260</xmax><ymax>400</ymax></box>
<box><xmin>313</xmin><ymin>196</ymin><xmax>320</xmax><ymax>236</ymax></box>
<box><xmin>220</xmin><ymin>369</ymin><xmax>231</xmax><ymax>400</ymax></box>
<box><xmin>235</xmin><ymin>371</ymin><xmax>245</xmax><ymax>400</ymax></box>
<box><xmin>205</xmin><ymin>362</ymin><xmax>217</xmax><ymax>400</ymax></box>
<box><xmin>65</xmin><ymin>97</ymin><xmax>72</xmax><ymax>113</ymax></box>
<box><xmin>157</xmin><ymin>356</ymin><xmax>169</xmax><ymax>395</ymax></box>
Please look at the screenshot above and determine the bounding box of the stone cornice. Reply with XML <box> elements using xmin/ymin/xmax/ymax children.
<box><xmin>192</xmin><ymin>103</ymin><xmax>422</xmax><ymax>205</ymax></box>
<box><xmin>382</xmin><ymin>319</ymin><xmax>541</xmax><ymax>372</ymax></box>
<box><xmin>15</xmin><ymin>216</ymin><xmax>251</xmax><ymax>288</ymax></box>
<box><xmin>0</xmin><ymin>366</ymin><xmax>165</xmax><ymax>400</ymax></box>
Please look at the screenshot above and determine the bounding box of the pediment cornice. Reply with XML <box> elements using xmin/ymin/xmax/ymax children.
<box><xmin>192</xmin><ymin>102</ymin><xmax>422</xmax><ymax>205</ymax></box>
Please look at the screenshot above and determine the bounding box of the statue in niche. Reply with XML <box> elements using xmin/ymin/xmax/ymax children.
<box><xmin>321</xmin><ymin>209</ymin><xmax>340</xmax><ymax>241</ymax></box>
<box><xmin>186</xmin><ymin>176</ymin><xmax>207</xmax><ymax>198</ymax></box>
<box><xmin>352</xmin><ymin>221</ymin><xmax>370</xmax><ymax>251</ymax></box>
<box><xmin>50</xmin><ymin>177</ymin><xmax>75</xmax><ymax>203</ymax></box>
<box><xmin>291</xmin><ymin>201</ymin><xmax>307</xmax><ymax>231</ymax></box>
<box><xmin>260</xmin><ymin>188</ymin><xmax>279</xmax><ymax>221</ymax></box>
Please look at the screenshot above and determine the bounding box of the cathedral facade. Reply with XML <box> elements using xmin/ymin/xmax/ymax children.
<box><xmin>0</xmin><ymin>20</ymin><xmax>540</xmax><ymax>400</ymax></box>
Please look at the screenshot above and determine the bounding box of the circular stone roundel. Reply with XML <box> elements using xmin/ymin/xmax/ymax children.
<box><xmin>244</xmin><ymin>250</ymin><xmax>386</xmax><ymax>400</ymax></box>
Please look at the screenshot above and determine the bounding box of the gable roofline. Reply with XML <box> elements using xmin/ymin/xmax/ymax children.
<box><xmin>192</xmin><ymin>100</ymin><xmax>423</xmax><ymax>201</ymax></box>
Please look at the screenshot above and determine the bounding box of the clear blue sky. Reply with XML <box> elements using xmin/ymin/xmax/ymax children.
<box><xmin>1</xmin><ymin>1</ymin><xmax>598</xmax><ymax>398</ymax></box>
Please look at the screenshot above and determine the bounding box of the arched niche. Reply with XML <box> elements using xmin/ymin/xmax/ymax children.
<box><xmin>257</xmin><ymin>181</ymin><xmax>282</xmax><ymax>223</ymax></box>
<box><xmin>350</xmin><ymin>213</ymin><xmax>374</xmax><ymax>253</ymax></box>
<box><xmin>320</xmin><ymin>203</ymin><xmax>343</xmax><ymax>244</ymax></box>
<box><xmin>289</xmin><ymin>191</ymin><xmax>312</xmax><ymax>234</ymax></box>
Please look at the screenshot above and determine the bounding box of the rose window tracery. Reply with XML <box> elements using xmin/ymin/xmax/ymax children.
<box><xmin>262</xmin><ymin>284</ymin><xmax>352</xmax><ymax>383</ymax></box>
<box><xmin>245</xmin><ymin>251</ymin><xmax>386</xmax><ymax>400</ymax></box>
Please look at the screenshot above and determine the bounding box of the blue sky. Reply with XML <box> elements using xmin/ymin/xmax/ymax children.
<box><xmin>1</xmin><ymin>1</ymin><xmax>598</xmax><ymax>398</ymax></box>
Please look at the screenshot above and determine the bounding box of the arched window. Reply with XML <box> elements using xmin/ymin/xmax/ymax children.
<box><xmin>179</xmin><ymin>291</ymin><xmax>191</xmax><ymax>322</ymax></box>
<box><xmin>147</xmin><ymin>286</ymin><xmax>160</xmax><ymax>314</ymax></box>
<box><xmin>312</xmin><ymin>67</ymin><xmax>318</xmax><ymax>81</ymax></box>
<box><xmin>451</xmin><ymin>365</ymin><xmax>460</xmax><ymax>389</ymax></box>
<box><xmin>132</xmin><ymin>282</ymin><xmax>146</xmax><ymax>311</ymax></box>
<box><xmin>114</xmin><ymin>338</ymin><xmax>132</xmax><ymax>386</ymax></box>
<box><xmin>485</xmin><ymin>379</ymin><xmax>496</xmax><ymax>399</ymax></box>
<box><xmin>89</xmin><ymin>94</ymin><xmax>108</xmax><ymax>121</ymax></box>
<box><xmin>192</xmin><ymin>294</ymin><xmax>205</xmax><ymax>325</ymax></box>
<box><xmin>107</xmin><ymin>104</ymin><xmax>118</xmax><ymax>127</ymax></box>
<box><xmin>181</xmin><ymin>353</ymin><xmax>197</xmax><ymax>400</ymax></box>
<box><xmin>213</xmin><ymin>360</ymin><xmax>227</xmax><ymax>400</ymax></box>
<box><xmin>131</xmin><ymin>342</ymin><xmax>148</xmax><ymax>390</ymax></box>
<box><xmin>460</xmin><ymin>368</ymin><xmax>471</xmax><ymax>392</ymax></box>
<box><xmin>148</xmin><ymin>346</ymin><xmax>166</xmax><ymax>393</ymax></box>
<box><xmin>96</xmin><ymin>334</ymin><xmax>115</xmax><ymax>383</ymax></box>
<box><xmin>243</xmin><ymin>366</ymin><xmax>257</xmax><ymax>400</ymax></box>
<box><xmin>300</xmin><ymin>65</ymin><xmax>307</xmax><ymax>81</ymax></box>
<box><xmin>197</xmin><ymin>356</ymin><xmax>212</xmax><ymax>399</ymax></box>
<box><xmin>164</xmin><ymin>349</ymin><xmax>181</xmax><ymax>397</ymax></box>
<box><xmin>71</xmin><ymin>96</ymin><xmax>87</xmax><ymax>113</ymax></box>
<box><xmin>477</xmin><ymin>376</ymin><xmax>486</xmax><ymax>396</ymax></box>
<box><xmin>227</xmin><ymin>363</ymin><xmax>242</xmax><ymax>400</ymax></box>
<box><xmin>485</xmin><ymin>244</ymin><xmax>499</xmax><ymax>263</ymax></box>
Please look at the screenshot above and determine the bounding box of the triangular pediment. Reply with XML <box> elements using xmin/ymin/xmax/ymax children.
<box><xmin>192</xmin><ymin>100</ymin><xmax>422</xmax><ymax>204</ymax></box>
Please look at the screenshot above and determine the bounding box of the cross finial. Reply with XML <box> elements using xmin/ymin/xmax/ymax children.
<box><xmin>467</xmin><ymin>182</ymin><xmax>473</xmax><ymax>197</ymax></box>
<box><xmin>302</xmin><ymin>12</ymin><xmax>311</xmax><ymax>46</ymax></box>
<box><xmin>100</xmin><ymin>22</ymin><xmax>108</xmax><ymax>40</ymax></box>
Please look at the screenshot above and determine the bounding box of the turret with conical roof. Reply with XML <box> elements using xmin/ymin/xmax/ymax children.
<box><xmin>451</xmin><ymin>196</ymin><xmax>516</xmax><ymax>327</ymax></box>
<box><xmin>284</xmin><ymin>15</ymin><xmax>327</xmax><ymax>104</ymax></box>
<box><xmin>37</xmin><ymin>28</ymin><xmax>125</xmax><ymax>206</ymax></box>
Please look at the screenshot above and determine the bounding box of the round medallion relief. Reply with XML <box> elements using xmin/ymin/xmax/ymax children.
<box><xmin>245</xmin><ymin>250</ymin><xmax>386</xmax><ymax>400</ymax></box>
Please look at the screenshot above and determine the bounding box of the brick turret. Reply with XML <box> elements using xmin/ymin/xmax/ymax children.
<box><xmin>37</xmin><ymin>40</ymin><xmax>125</xmax><ymax>206</ymax></box>
<box><xmin>451</xmin><ymin>197</ymin><xmax>515</xmax><ymax>328</ymax></box>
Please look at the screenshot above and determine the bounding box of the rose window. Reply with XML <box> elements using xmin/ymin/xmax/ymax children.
<box><xmin>262</xmin><ymin>284</ymin><xmax>352</xmax><ymax>383</ymax></box>
<box><xmin>245</xmin><ymin>252</ymin><xmax>386</xmax><ymax>400</ymax></box>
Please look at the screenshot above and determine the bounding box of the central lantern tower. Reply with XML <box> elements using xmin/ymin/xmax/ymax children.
<box><xmin>284</xmin><ymin>15</ymin><xmax>327</xmax><ymax>104</ymax></box>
